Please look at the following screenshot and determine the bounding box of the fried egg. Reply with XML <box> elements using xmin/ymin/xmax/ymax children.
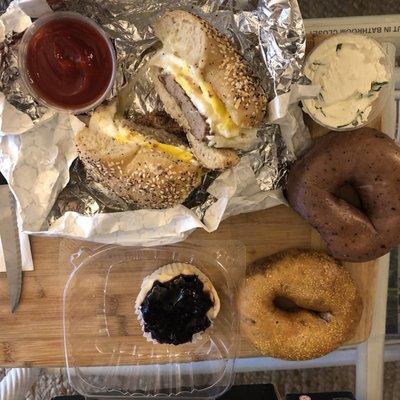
<box><xmin>154</xmin><ymin>54</ymin><xmax>241</xmax><ymax>139</ymax></box>
<box><xmin>89</xmin><ymin>101</ymin><xmax>193</xmax><ymax>162</ymax></box>
<box><xmin>114</xmin><ymin>131</ymin><xmax>193</xmax><ymax>162</ymax></box>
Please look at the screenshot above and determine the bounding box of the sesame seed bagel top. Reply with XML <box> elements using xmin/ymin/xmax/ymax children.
<box><xmin>153</xmin><ymin>10</ymin><xmax>267</xmax><ymax>128</ymax></box>
<box><xmin>75</xmin><ymin>103</ymin><xmax>203</xmax><ymax>209</ymax></box>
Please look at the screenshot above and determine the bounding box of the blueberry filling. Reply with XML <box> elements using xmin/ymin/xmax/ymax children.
<box><xmin>140</xmin><ymin>274</ymin><xmax>214</xmax><ymax>345</ymax></box>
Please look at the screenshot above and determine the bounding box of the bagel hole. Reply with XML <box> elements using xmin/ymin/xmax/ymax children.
<box><xmin>273</xmin><ymin>296</ymin><xmax>301</xmax><ymax>312</ymax></box>
<box><xmin>274</xmin><ymin>296</ymin><xmax>334</xmax><ymax>322</ymax></box>
<box><xmin>317</xmin><ymin>311</ymin><xmax>334</xmax><ymax>323</ymax></box>
<box><xmin>334</xmin><ymin>184</ymin><xmax>362</xmax><ymax>209</ymax></box>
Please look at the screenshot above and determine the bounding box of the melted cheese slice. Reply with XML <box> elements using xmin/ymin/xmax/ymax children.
<box><xmin>154</xmin><ymin>54</ymin><xmax>241</xmax><ymax>139</ymax></box>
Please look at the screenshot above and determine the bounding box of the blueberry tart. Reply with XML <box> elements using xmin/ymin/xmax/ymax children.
<box><xmin>135</xmin><ymin>263</ymin><xmax>220</xmax><ymax>345</ymax></box>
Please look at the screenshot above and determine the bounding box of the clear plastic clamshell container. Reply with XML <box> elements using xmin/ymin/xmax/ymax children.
<box><xmin>63</xmin><ymin>241</ymin><xmax>245</xmax><ymax>399</ymax></box>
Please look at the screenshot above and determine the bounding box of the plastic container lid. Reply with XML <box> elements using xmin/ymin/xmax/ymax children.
<box><xmin>63</xmin><ymin>242</ymin><xmax>245</xmax><ymax>399</ymax></box>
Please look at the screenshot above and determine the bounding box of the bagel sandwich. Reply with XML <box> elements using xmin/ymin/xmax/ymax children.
<box><xmin>75</xmin><ymin>102</ymin><xmax>204</xmax><ymax>209</ymax></box>
<box><xmin>150</xmin><ymin>10</ymin><xmax>267</xmax><ymax>164</ymax></box>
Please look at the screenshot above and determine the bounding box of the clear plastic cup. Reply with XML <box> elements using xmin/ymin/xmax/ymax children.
<box><xmin>18</xmin><ymin>11</ymin><xmax>116</xmax><ymax>114</ymax></box>
<box><xmin>302</xmin><ymin>33</ymin><xmax>392</xmax><ymax>131</ymax></box>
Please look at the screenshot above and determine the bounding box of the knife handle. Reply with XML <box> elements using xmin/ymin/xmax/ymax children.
<box><xmin>0</xmin><ymin>174</ymin><xmax>6</xmax><ymax>185</ymax></box>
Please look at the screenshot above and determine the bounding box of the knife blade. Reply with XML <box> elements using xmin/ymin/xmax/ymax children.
<box><xmin>0</xmin><ymin>180</ymin><xmax>22</xmax><ymax>313</ymax></box>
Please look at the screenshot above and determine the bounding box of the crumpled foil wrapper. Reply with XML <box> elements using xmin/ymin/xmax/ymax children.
<box><xmin>0</xmin><ymin>0</ymin><xmax>313</xmax><ymax>245</ymax></box>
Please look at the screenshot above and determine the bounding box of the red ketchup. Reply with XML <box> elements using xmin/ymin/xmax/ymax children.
<box><xmin>25</xmin><ymin>16</ymin><xmax>114</xmax><ymax>111</ymax></box>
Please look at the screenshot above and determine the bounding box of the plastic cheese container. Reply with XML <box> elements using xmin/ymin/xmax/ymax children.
<box><xmin>302</xmin><ymin>33</ymin><xmax>392</xmax><ymax>131</ymax></box>
<box><xmin>62</xmin><ymin>241</ymin><xmax>245</xmax><ymax>399</ymax></box>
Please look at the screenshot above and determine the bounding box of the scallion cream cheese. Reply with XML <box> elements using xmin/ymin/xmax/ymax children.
<box><xmin>303</xmin><ymin>34</ymin><xmax>389</xmax><ymax>129</ymax></box>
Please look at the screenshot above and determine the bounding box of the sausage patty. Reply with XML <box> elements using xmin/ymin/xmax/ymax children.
<box><xmin>158</xmin><ymin>73</ymin><xmax>210</xmax><ymax>140</ymax></box>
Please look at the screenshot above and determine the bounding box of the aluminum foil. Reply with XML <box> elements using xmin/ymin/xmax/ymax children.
<box><xmin>0</xmin><ymin>0</ymin><xmax>55</xmax><ymax>130</ymax></box>
<box><xmin>258</xmin><ymin>0</ymin><xmax>305</xmax><ymax>95</ymax></box>
<box><xmin>0</xmin><ymin>0</ymin><xmax>311</xmax><ymax>245</ymax></box>
<box><xmin>51</xmin><ymin>0</ymin><xmax>303</xmax><ymax>217</ymax></box>
<box><xmin>0</xmin><ymin>32</ymin><xmax>49</xmax><ymax>122</ymax></box>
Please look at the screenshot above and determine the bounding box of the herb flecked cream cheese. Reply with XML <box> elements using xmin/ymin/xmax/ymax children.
<box><xmin>303</xmin><ymin>34</ymin><xmax>390</xmax><ymax>129</ymax></box>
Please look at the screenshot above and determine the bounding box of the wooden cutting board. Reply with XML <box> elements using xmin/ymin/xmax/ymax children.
<box><xmin>0</xmin><ymin>33</ymin><xmax>382</xmax><ymax>366</ymax></box>
<box><xmin>0</xmin><ymin>202</ymin><xmax>379</xmax><ymax>367</ymax></box>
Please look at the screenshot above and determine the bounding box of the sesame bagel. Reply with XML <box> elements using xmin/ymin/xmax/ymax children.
<box><xmin>75</xmin><ymin>102</ymin><xmax>203</xmax><ymax>209</ymax></box>
<box><xmin>151</xmin><ymin>10</ymin><xmax>267</xmax><ymax>151</ymax></box>
<box><xmin>239</xmin><ymin>249</ymin><xmax>363</xmax><ymax>360</ymax></box>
